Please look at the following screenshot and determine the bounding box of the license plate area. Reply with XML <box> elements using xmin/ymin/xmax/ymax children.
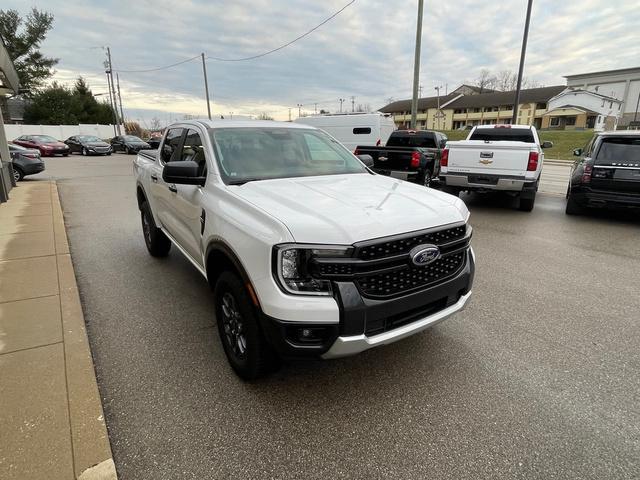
<box><xmin>614</xmin><ymin>169</ymin><xmax>640</xmax><ymax>181</ymax></box>
<box><xmin>468</xmin><ymin>175</ymin><xmax>498</xmax><ymax>185</ymax></box>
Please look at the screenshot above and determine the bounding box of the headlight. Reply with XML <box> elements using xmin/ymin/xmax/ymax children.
<box><xmin>274</xmin><ymin>245</ymin><xmax>351</xmax><ymax>296</ymax></box>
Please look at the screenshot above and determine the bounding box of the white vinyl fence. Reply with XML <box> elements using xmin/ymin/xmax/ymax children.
<box><xmin>5</xmin><ymin>124</ymin><xmax>124</xmax><ymax>141</ymax></box>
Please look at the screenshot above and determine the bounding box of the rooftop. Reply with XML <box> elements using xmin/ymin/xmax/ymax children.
<box><xmin>447</xmin><ymin>86</ymin><xmax>566</xmax><ymax>109</ymax></box>
<box><xmin>564</xmin><ymin>66</ymin><xmax>640</xmax><ymax>79</ymax></box>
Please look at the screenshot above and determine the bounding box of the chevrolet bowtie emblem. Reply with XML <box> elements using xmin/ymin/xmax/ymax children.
<box><xmin>479</xmin><ymin>159</ymin><xmax>493</xmax><ymax>165</ymax></box>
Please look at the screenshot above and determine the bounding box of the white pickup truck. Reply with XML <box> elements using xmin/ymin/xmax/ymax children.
<box><xmin>133</xmin><ymin>120</ymin><xmax>475</xmax><ymax>379</ymax></box>
<box><xmin>438</xmin><ymin>125</ymin><xmax>552</xmax><ymax>211</ymax></box>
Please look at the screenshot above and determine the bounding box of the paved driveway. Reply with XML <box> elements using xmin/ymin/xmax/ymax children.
<box><xmin>29</xmin><ymin>155</ymin><xmax>639</xmax><ymax>479</ymax></box>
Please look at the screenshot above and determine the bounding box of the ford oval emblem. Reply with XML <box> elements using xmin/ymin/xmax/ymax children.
<box><xmin>409</xmin><ymin>244</ymin><xmax>440</xmax><ymax>266</ymax></box>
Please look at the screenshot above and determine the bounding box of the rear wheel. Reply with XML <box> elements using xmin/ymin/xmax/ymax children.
<box><xmin>125</xmin><ymin>146</ymin><xmax>131</xmax><ymax>155</ymax></box>
<box><xmin>421</xmin><ymin>170</ymin><xmax>433</xmax><ymax>187</ymax></box>
<box><xmin>82</xmin><ymin>147</ymin><xmax>88</xmax><ymax>156</ymax></box>
<box><xmin>140</xmin><ymin>201</ymin><xmax>171</xmax><ymax>257</ymax></box>
<box><xmin>12</xmin><ymin>166</ymin><xmax>24</xmax><ymax>182</ymax></box>
<box><xmin>565</xmin><ymin>193</ymin><xmax>584</xmax><ymax>215</ymax></box>
<box><xmin>214</xmin><ymin>271</ymin><xmax>278</xmax><ymax>380</ymax></box>
<box><xmin>441</xmin><ymin>185</ymin><xmax>459</xmax><ymax>197</ymax></box>
<box><xmin>518</xmin><ymin>191</ymin><xmax>536</xmax><ymax>212</ymax></box>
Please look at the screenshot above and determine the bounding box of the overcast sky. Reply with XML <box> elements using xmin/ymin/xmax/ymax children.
<box><xmin>6</xmin><ymin>0</ymin><xmax>639</xmax><ymax>124</ymax></box>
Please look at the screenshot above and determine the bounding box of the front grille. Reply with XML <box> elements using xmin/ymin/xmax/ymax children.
<box><xmin>310</xmin><ymin>223</ymin><xmax>471</xmax><ymax>299</ymax></box>
<box><xmin>356</xmin><ymin>251</ymin><xmax>465</xmax><ymax>298</ymax></box>
<box><xmin>357</xmin><ymin>225</ymin><xmax>466</xmax><ymax>260</ymax></box>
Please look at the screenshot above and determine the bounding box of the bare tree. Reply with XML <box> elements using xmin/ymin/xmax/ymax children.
<box><xmin>473</xmin><ymin>69</ymin><xmax>497</xmax><ymax>93</ymax></box>
<box><xmin>149</xmin><ymin>117</ymin><xmax>162</xmax><ymax>131</ymax></box>
<box><xmin>257</xmin><ymin>112</ymin><xmax>274</xmax><ymax>120</ymax></box>
<box><xmin>491</xmin><ymin>69</ymin><xmax>543</xmax><ymax>91</ymax></box>
<box><xmin>355</xmin><ymin>103</ymin><xmax>371</xmax><ymax>112</ymax></box>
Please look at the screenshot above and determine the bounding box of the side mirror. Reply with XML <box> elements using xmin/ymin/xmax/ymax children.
<box><xmin>573</xmin><ymin>148</ymin><xmax>583</xmax><ymax>157</ymax></box>
<box><xmin>162</xmin><ymin>160</ymin><xmax>206</xmax><ymax>186</ymax></box>
<box><xmin>541</xmin><ymin>141</ymin><xmax>553</xmax><ymax>149</ymax></box>
<box><xmin>357</xmin><ymin>154</ymin><xmax>374</xmax><ymax>168</ymax></box>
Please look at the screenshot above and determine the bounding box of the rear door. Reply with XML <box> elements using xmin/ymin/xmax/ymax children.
<box><xmin>591</xmin><ymin>136</ymin><xmax>640</xmax><ymax>194</ymax></box>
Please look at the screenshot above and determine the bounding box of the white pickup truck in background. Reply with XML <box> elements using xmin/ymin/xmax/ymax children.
<box><xmin>438</xmin><ymin>125</ymin><xmax>552</xmax><ymax>211</ymax></box>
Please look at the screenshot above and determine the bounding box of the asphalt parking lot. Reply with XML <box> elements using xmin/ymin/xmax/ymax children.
<box><xmin>29</xmin><ymin>154</ymin><xmax>639</xmax><ymax>479</ymax></box>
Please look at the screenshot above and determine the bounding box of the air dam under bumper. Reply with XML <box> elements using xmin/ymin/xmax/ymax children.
<box><xmin>322</xmin><ymin>290</ymin><xmax>472</xmax><ymax>359</ymax></box>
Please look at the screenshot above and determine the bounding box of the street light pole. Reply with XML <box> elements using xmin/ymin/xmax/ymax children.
<box><xmin>512</xmin><ymin>0</ymin><xmax>534</xmax><ymax>125</ymax></box>
<box><xmin>297</xmin><ymin>103</ymin><xmax>302</xmax><ymax>118</ymax></box>
<box><xmin>435</xmin><ymin>85</ymin><xmax>442</xmax><ymax>130</ymax></box>
<box><xmin>410</xmin><ymin>0</ymin><xmax>424</xmax><ymax>129</ymax></box>
<box><xmin>201</xmin><ymin>53</ymin><xmax>212</xmax><ymax>120</ymax></box>
<box><xmin>339</xmin><ymin>98</ymin><xmax>345</xmax><ymax>112</ymax></box>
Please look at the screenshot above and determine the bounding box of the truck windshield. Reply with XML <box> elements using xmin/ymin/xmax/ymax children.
<box><xmin>469</xmin><ymin>129</ymin><xmax>535</xmax><ymax>143</ymax></box>
<box><xmin>595</xmin><ymin>137</ymin><xmax>640</xmax><ymax>165</ymax></box>
<box><xmin>387</xmin><ymin>134</ymin><xmax>436</xmax><ymax>148</ymax></box>
<box><xmin>210</xmin><ymin>128</ymin><xmax>367</xmax><ymax>184</ymax></box>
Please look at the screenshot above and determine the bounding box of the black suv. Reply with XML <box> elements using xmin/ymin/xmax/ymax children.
<box><xmin>566</xmin><ymin>131</ymin><xmax>640</xmax><ymax>215</ymax></box>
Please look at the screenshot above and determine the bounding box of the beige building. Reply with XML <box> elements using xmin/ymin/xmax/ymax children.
<box><xmin>380</xmin><ymin>85</ymin><xmax>565</xmax><ymax>131</ymax></box>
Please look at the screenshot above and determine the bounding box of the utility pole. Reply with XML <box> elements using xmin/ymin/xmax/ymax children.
<box><xmin>201</xmin><ymin>53</ymin><xmax>212</xmax><ymax>120</ymax></box>
<box><xmin>419</xmin><ymin>85</ymin><xmax>423</xmax><ymax>98</ymax></box>
<box><xmin>512</xmin><ymin>0</ymin><xmax>534</xmax><ymax>124</ymax></box>
<box><xmin>288</xmin><ymin>108</ymin><xmax>292</xmax><ymax>122</ymax></box>
<box><xmin>350</xmin><ymin>96</ymin><xmax>355</xmax><ymax>112</ymax></box>
<box><xmin>297</xmin><ymin>103</ymin><xmax>302</xmax><ymax>118</ymax></box>
<box><xmin>116</xmin><ymin>73</ymin><xmax>125</xmax><ymax>125</ymax></box>
<box><xmin>339</xmin><ymin>98</ymin><xmax>345</xmax><ymax>113</ymax></box>
<box><xmin>105</xmin><ymin>72</ymin><xmax>117</xmax><ymax>137</ymax></box>
<box><xmin>106</xmin><ymin>47</ymin><xmax>121</xmax><ymax>134</ymax></box>
<box><xmin>410</xmin><ymin>0</ymin><xmax>424</xmax><ymax>129</ymax></box>
<box><xmin>314</xmin><ymin>103</ymin><xmax>318</xmax><ymax>114</ymax></box>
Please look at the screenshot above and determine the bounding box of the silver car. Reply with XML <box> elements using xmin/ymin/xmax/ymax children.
<box><xmin>8</xmin><ymin>143</ymin><xmax>45</xmax><ymax>181</ymax></box>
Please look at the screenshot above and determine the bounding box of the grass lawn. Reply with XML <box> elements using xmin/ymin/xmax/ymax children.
<box><xmin>441</xmin><ymin>129</ymin><xmax>594</xmax><ymax>161</ymax></box>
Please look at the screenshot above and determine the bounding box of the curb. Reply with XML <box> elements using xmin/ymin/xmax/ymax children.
<box><xmin>52</xmin><ymin>183</ymin><xmax>118</xmax><ymax>480</ymax></box>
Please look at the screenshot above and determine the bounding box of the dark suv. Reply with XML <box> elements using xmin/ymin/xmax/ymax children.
<box><xmin>566</xmin><ymin>131</ymin><xmax>640</xmax><ymax>215</ymax></box>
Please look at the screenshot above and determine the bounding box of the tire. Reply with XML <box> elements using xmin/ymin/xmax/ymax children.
<box><xmin>107</xmin><ymin>151</ymin><xmax>112</xmax><ymax>156</ymax></box>
<box><xmin>214</xmin><ymin>271</ymin><xmax>278</xmax><ymax>380</ymax></box>
<box><xmin>518</xmin><ymin>192</ymin><xmax>536</xmax><ymax>212</ymax></box>
<box><xmin>125</xmin><ymin>146</ymin><xmax>130</xmax><ymax>155</ymax></box>
<box><xmin>82</xmin><ymin>147</ymin><xmax>88</xmax><ymax>156</ymax></box>
<box><xmin>12</xmin><ymin>166</ymin><xmax>24</xmax><ymax>182</ymax></box>
<box><xmin>421</xmin><ymin>170</ymin><xmax>433</xmax><ymax>188</ymax></box>
<box><xmin>140</xmin><ymin>201</ymin><xmax>171</xmax><ymax>257</ymax></box>
<box><xmin>441</xmin><ymin>185</ymin><xmax>459</xmax><ymax>197</ymax></box>
<box><xmin>63</xmin><ymin>153</ymin><xmax>69</xmax><ymax>157</ymax></box>
<box><xmin>565</xmin><ymin>193</ymin><xmax>584</xmax><ymax>216</ymax></box>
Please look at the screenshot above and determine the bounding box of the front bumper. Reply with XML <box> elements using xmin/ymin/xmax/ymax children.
<box><xmin>260</xmin><ymin>247</ymin><xmax>475</xmax><ymax>358</ymax></box>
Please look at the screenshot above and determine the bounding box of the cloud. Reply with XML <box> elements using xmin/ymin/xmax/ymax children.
<box><xmin>4</xmin><ymin>0</ymin><xmax>639</xmax><ymax>122</ymax></box>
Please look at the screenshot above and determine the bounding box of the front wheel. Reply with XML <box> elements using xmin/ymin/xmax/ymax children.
<box><xmin>214</xmin><ymin>272</ymin><xmax>279</xmax><ymax>380</ymax></box>
<box><xmin>125</xmin><ymin>146</ymin><xmax>130</xmax><ymax>155</ymax></box>
<box><xmin>140</xmin><ymin>201</ymin><xmax>171</xmax><ymax>257</ymax></box>
<box><xmin>82</xmin><ymin>147</ymin><xmax>88</xmax><ymax>156</ymax></box>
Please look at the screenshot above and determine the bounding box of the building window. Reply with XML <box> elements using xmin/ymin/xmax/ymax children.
<box><xmin>473</xmin><ymin>108</ymin><xmax>481</xmax><ymax>113</ymax></box>
<box><xmin>550</xmin><ymin>117</ymin><xmax>560</xmax><ymax>126</ymax></box>
<box><xmin>565</xmin><ymin>116</ymin><xmax>576</xmax><ymax>126</ymax></box>
<box><xmin>504</xmin><ymin>105</ymin><xmax>513</xmax><ymax>110</ymax></box>
<box><xmin>536</xmin><ymin>102</ymin><xmax>547</xmax><ymax>109</ymax></box>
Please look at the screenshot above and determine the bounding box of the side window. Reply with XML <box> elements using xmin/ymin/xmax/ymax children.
<box><xmin>182</xmin><ymin>129</ymin><xmax>207</xmax><ymax>176</ymax></box>
<box><xmin>584</xmin><ymin>136</ymin><xmax>596</xmax><ymax>157</ymax></box>
<box><xmin>353</xmin><ymin>127</ymin><xmax>372</xmax><ymax>135</ymax></box>
<box><xmin>161</xmin><ymin>128</ymin><xmax>184</xmax><ymax>163</ymax></box>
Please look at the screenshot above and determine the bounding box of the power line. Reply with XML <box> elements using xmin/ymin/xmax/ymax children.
<box><xmin>207</xmin><ymin>0</ymin><xmax>356</xmax><ymax>62</ymax></box>
<box><xmin>114</xmin><ymin>55</ymin><xmax>201</xmax><ymax>73</ymax></box>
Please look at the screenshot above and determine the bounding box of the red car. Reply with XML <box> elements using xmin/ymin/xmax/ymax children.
<box><xmin>13</xmin><ymin>134</ymin><xmax>70</xmax><ymax>157</ymax></box>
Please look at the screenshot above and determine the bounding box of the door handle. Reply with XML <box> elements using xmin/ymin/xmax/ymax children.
<box><xmin>168</xmin><ymin>184</ymin><xmax>177</xmax><ymax>193</ymax></box>
<box><xmin>150</xmin><ymin>174</ymin><xmax>158</xmax><ymax>183</ymax></box>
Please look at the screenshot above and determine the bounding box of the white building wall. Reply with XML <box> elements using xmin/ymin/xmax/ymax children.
<box><xmin>549</xmin><ymin>90</ymin><xmax>622</xmax><ymax>117</ymax></box>
<box><xmin>5</xmin><ymin>124</ymin><xmax>123</xmax><ymax>140</ymax></box>
<box><xmin>566</xmin><ymin>68</ymin><xmax>640</xmax><ymax>116</ymax></box>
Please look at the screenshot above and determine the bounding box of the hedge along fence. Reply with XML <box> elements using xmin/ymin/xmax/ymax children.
<box><xmin>5</xmin><ymin>124</ymin><xmax>125</xmax><ymax>141</ymax></box>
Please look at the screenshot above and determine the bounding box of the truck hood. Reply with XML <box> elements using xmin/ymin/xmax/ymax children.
<box><xmin>229</xmin><ymin>173</ymin><xmax>468</xmax><ymax>244</ymax></box>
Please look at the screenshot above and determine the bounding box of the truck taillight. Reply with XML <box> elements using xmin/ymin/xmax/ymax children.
<box><xmin>440</xmin><ymin>148</ymin><xmax>449</xmax><ymax>167</ymax></box>
<box><xmin>353</xmin><ymin>148</ymin><xmax>360</xmax><ymax>155</ymax></box>
<box><xmin>527</xmin><ymin>151</ymin><xmax>539</xmax><ymax>171</ymax></box>
<box><xmin>410</xmin><ymin>151</ymin><xmax>420</xmax><ymax>168</ymax></box>
<box><xmin>581</xmin><ymin>164</ymin><xmax>593</xmax><ymax>183</ymax></box>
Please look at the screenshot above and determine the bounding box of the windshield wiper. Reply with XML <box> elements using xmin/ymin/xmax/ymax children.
<box><xmin>227</xmin><ymin>178</ymin><xmax>265</xmax><ymax>186</ymax></box>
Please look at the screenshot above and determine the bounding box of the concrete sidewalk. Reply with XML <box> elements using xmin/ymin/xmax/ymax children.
<box><xmin>0</xmin><ymin>181</ymin><xmax>116</xmax><ymax>479</ymax></box>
